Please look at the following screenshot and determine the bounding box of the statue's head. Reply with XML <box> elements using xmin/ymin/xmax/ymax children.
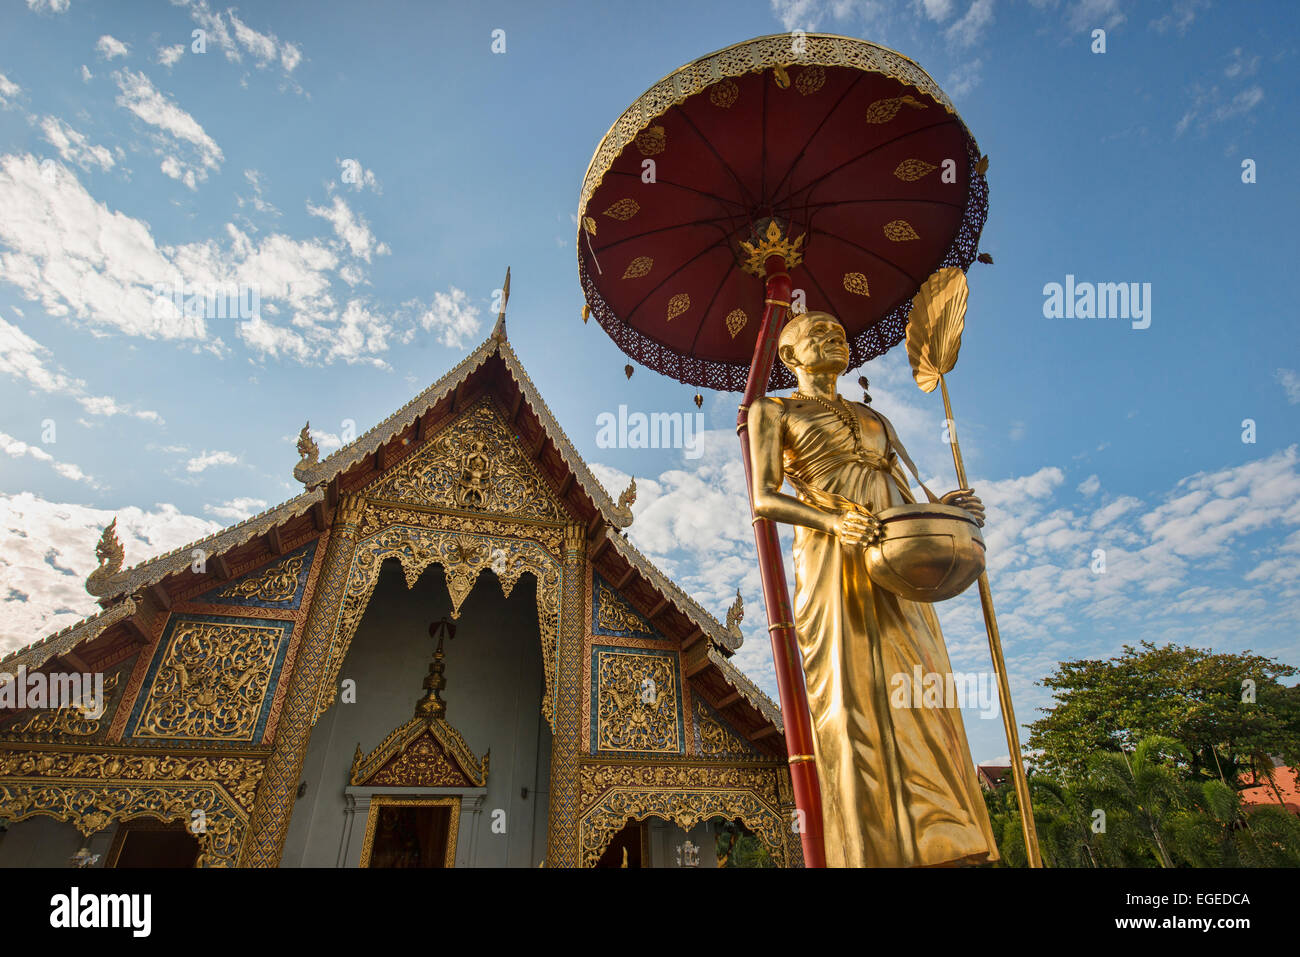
<box><xmin>778</xmin><ymin>311</ymin><xmax>849</xmax><ymax>376</ymax></box>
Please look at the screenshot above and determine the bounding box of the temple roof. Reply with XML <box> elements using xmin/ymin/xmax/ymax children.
<box><xmin>7</xmin><ymin>327</ymin><xmax>779</xmax><ymax>743</ymax></box>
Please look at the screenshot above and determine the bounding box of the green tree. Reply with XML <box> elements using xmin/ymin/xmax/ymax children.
<box><xmin>1027</xmin><ymin>642</ymin><xmax>1299</xmax><ymax>783</ymax></box>
<box><xmin>1087</xmin><ymin>735</ymin><xmax>1189</xmax><ymax>868</ymax></box>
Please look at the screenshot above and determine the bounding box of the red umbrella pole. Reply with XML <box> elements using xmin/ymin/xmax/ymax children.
<box><xmin>736</xmin><ymin>254</ymin><xmax>826</xmax><ymax>868</ymax></box>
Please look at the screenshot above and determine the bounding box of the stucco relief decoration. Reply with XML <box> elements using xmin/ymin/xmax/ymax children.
<box><xmin>593</xmin><ymin>649</ymin><xmax>681</xmax><ymax>754</ymax></box>
<box><xmin>695</xmin><ymin>699</ymin><xmax>755</xmax><ymax>757</ymax></box>
<box><xmin>127</xmin><ymin>616</ymin><xmax>293</xmax><ymax>743</ymax></box>
<box><xmin>366</xmin><ymin>398</ymin><xmax>565</xmax><ymax>522</ymax></box>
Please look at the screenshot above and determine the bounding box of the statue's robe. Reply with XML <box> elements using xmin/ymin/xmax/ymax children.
<box><xmin>772</xmin><ymin>395</ymin><xmax>999</xmax><ymax>867</ymax></box>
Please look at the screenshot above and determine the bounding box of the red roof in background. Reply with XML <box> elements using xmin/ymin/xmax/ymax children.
<box><xmin>1240</xmin><ymin>765</ymin><xmax>1300</xmax><ymax>814</ymax></box>
<box><xmin>978</xmin><ymin>765</ymin><xmax>1011</xmax><ymax>789</ymax></box>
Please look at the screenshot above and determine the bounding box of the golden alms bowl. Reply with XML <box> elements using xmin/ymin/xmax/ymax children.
<box><xmin>864</xmin><ymin>504</ymin><xmax>985</xmax><ymax>603</ymax></box>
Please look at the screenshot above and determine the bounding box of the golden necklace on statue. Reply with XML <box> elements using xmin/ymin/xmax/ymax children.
<box><xmin>793</xmin><ymin>391</ymin><xmax>864</xmax><ymax>452</ymax></box>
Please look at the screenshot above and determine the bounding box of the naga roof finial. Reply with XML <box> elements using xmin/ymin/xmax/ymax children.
<box><xmin>85</xmin><ymin>518</ymin><xmax>124</xmax><ymax>596</ymax></box>
<box><xmin>294</xmin><ymin>421</ymin><xmax>319</xmax><ymax>484</ymax></box>
<box><xmin>611</xmin><ymin>476</ymin><xmax>636</xmax><ymax>528</ymax></box>
<box><xmin>725</xmin><ymin>587</ymin><xmax>744</xmax><ymax>642</ymax></box>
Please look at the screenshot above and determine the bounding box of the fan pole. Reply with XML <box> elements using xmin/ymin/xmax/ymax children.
<box><xmin>939</xmin><ymin>373</ymin><xmax>1043</xmax><ymax>868</ymax></box>
<box><xmin>736</xmin><ymin>254</ymin><xmax>826</xmax><ymax>868</ymax></box>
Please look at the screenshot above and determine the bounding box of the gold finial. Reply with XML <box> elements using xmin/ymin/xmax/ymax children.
<box><xmin>416</xmin><ymin>617</ymin><xmax>456</xmax><ymax>719</ymax></box>
<box><xmin>739</xmin><ymin>220</ymin><xmax>805</xmax><ymax>277</ymax></box>
<box><xmin>492</xmin><ymin>266</ymin><xmax>511</xmax><ymax>341</ymax></box>
<box><xmin>294</xmin><ymin>421</ymin><xmax>320</xmax><ymax>485</ymax></box>
<box><xmin>725</xmin><ymin>587</ymin><xmax>744</xmax><ymax>641</ymax></box>
<box><xmin>85</xmin><ymin>518</ymin><xmax>124</xmax><ymax>595</ymax></box>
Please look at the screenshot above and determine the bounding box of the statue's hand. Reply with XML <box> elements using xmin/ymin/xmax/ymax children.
<box><xmin>833</xmin><ymin>508</ymin><xmax>881</xmax><ymax>546</ymax></box>
<box><xmin>940</xmin><ymin>488</ymin><xmax>985</xmax><ymax>526</ymax></box>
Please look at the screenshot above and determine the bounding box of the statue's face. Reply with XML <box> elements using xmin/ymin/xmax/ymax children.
<box><xmin>781</xmin><ymin>313</ymin><xmax>849</xmax><ymax>375</ymax></box>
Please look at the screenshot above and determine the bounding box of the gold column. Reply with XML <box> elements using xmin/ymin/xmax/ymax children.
<box><xmin>237</xmin><ymin>493</ymin><xmax>365</xmax><ymax>867</ymax></box>
<box><xmin>546</xmin><ymin>523</ymin><xmax>586</xmax><ymax>867</ymax></box>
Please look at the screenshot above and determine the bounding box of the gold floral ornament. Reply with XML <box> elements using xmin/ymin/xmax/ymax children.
<box><xmin>883</xmin><ymin>219</ymin><xmax>920</xmax><ymax>242</ymax></box>
<box><xmin>864</xmin><ymin>94</ymin><xmax>927</xmax><ymax>124</ymax></box>
<box><xmin>622</xmin><ymin>256</ymin><xmax>653</xmax><ymax>279</ymax></box>
<box><xmin>634</xmin><ymin>125</ymin><xmax>666</xmax><ymax>156</ymax></box>
<box><xmin>893</xmin><ymin>158</ymin><xmax>938</xmax><ymax>181</ymax></box>
<box><xmin>84</xmin><ymin>518</ymin><xmax>124</xmax><ymax>595</ymax></box>
<box><xmin>795</xmin><ymin>64</ymin><xmax>825</xmax><ymax>95</ymax></box>
<box><xmin>666</xmin><ymin>293</ymin><xmax>691</xmax><ymax>322</ymax></box>
<box><xmin>906</xmin><ymin>266</ymin><xmax>967</xmax><ymax>394</ymax></box>
<box><xmin>603</xmin><ymin>198</ymin><xmax>640</xmax><ymax>221</ymax></box>
<box><xmin>772</xmin><ymin>64</ymin><xmax>791</xmax><ymax>89</ymax></box>
<box><xmin>583</xmin><ymin>216</ymin><xmax>598</xmax><ymax>236</ymax></box>
<box><xmin>725</xmin><ymin>308</ymin><xmax>748</xmax><ymax>339</ymax></box>
<box><xmin>843</xmin><ymin>272</ymin><xmax>871</xmax><ymax>296</ymax></box>
<box><xmin>709</xmin><ymin>78</ymin><xmax>739</xmax><ymax>108</ymax></box>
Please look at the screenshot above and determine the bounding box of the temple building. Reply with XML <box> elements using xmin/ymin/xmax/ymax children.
<box><xmin>0</xmin><ymin>302</ymin><xmax>800</xmax><ymax>868</ymax></box>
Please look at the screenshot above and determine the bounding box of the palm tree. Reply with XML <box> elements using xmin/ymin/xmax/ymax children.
<box><xmin>1087</xmin><ymin>735</ymin><xmax>1188</xmax><ymax>868</ymax></box>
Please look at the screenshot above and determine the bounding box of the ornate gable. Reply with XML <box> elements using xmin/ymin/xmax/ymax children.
<box><xmin>350</xmin><ymin>717</ymin><xmax>488</xmax><ymax>788</ymax></box>
<box><xmin>365</xmin><ymin>396</ymin><xmax>567</xmax><ymax>522</ymax></box>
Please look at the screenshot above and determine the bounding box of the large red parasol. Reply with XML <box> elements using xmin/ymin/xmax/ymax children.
<box><xmin>578</xmin><ymin>34</ymin><xmax>987</xmax><ymax>392</ymax></box>
<box><xmin>577</xmin><ymin>34</ymin><xmax>991</xmax><ymax>868</ymax></box>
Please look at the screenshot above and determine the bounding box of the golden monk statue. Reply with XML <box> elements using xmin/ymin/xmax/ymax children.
<box><xmin>748</xmin><ymin>311</ymin><xmax>999</xmax><ymax>867</ymax></box>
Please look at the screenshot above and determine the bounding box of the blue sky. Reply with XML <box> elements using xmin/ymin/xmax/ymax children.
<box><xmin>0</xmin><ymin>0</ymin><xmax>1296</xmax><ymax>764</ymax></box>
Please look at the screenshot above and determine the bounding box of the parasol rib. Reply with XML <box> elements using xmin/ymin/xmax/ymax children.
<box><xmin>766</xmin><ymin>73</ymin><xmax>866</xmax><ymax>203</ymax></box>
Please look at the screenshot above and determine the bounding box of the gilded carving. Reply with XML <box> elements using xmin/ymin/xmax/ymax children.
<box><xmin>366</xmin><ymin>398</ymin><xmax>565</xmax><ymax>522</ymax></box>
<box><xmin>579</xmin><ymin>761</ymin><xmax>778</xmax><ymax>806</ymax></box>
<box><xmin>695</xmin><ymin>700</ymin><xmax>755</xmax><ymax>757</ymax></box>
<box><xmin>594</xmin><ymin>649</ymin><xmax>680</xmax><ymax>754</ymax></box>
<box><xmin>596</xmin><ymin>584</ymin><xmax>652</xmax><ymax>635</ymax></box>
<box><xmin>129</xmin><ymin>617</ymin><xmax>291</xmax><ymax>742</ymax></box>
<box><xmin>0</xmin><ymin>752</ymin><xmax>263</xmax><ymax>867</ymax></box>
<box><xmin>351</xmin><ymin>716</ymin><xmax>488</xmax><ymax>788</ymax></box>
<box><xmin>216</xmin><ymin>552</ymin><xmax>305</xmax><ymax>604</ymax></box>
<box><xmin>843</xmin><ymin>271</ymin><xmax>871</xmax><ymax>297</ymax></box>
<box><xmin>0</xmin><ymin>672</ymin><xmax>121</xmax><ymax>739</ymax></box>
<box><xmin>579</xmin><ymin>787</ymin><xmax>785</xmax><ymax>867</ymax></box>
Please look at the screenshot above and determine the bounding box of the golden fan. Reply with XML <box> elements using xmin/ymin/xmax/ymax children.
<box><xmin>906</xmin><ymin>266</ymin><xmax>968</xmax><ymax>394</ymax></box>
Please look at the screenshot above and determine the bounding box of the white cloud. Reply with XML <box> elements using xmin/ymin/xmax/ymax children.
<box><xmin>307</xmin><ymin>195</ymin><xmax>389</xmax><ymax>261</ymax></box>
<box><xmin>0</xmin><ymin>430</ymin><xmax>95</xmax><ymax>485</ymax></box>
<box><xmin>0</xmin><ymin>73</ymin><xmax>21</xmax><ymax>110</ymax></box>
<box><xmin>1066</xmin><ymin>0</ymin><xmax>1125</xmax><ymax>31</ymax></box>
<box><xmin>280</xmin><ymin>42</ymin><xmax>302</xmax><ymax>72</ymax></box>
<box><xmin>39</xmin><ymin>115</ymin><xmax>115</xmax><ymax>172</ymax></box>
<box><xmin>946</xmin><ymin>0</ymin><xmax>994</xmax><ymax>46</ymax></box>
<box><xmin>0</xmin><ymin>317</ymin><xmax>163</xmax><ymax>423</ymax></box>
<box><xmin>1276</xmin><ymin>368</ymin><xmax>1300</xmax><ymax>405</ymax></box>
<box><xmin>1077</xmin><ymin>473</ymin><xmax>1101</xmax><ymax>496</ymax></box>
<box><xmin>945</xmin><ymin>58</ymin><xmax>983</xmax><ymax>98</ymax></box>
<box><xmin>113</xmin><ymin>69</ymin><xmax>223</xmax><ymax>188</ymax></box>
<box><xmin>204</xmin><ymin>496</ymin><xmax>267</xmax><ymax>522</ymax></box>
<box><xmin>26</xmin><ymin>0</ymin><xmax>70</xmax><ymax>13</ymax></box>
<box><xmin>417</xmin><ymin>287</ymin><xmax>481</xmax><ymax>348</ymax></box>
<box><xmin>0</xmin><ymin>491</ymin><xmax>220</xmax><ymax>651</ymax></box>
<box><xmin>918</xmin><ymin>0</ymin><xmax>954</xmax><ymax>20</ymax></box>
<box><xmin>1150</xmin><ymin>0</ymin><xmax>1209</xmax><ymax>35</ymax></box>
<box><xmin>96</xmin><ymin>35</ymin><xmax>130</xmax><ymax>60</ymax></box>
<box><xmin>175</xmin><ymin>1</ymin><xmax>304</xmax><ymax>81</ymax></box>
<box><xmin>185</xmin><ymin>449</ymin><xmax>238</xmax><ymax>473</ymax></box>
<box><xmin>157</xmin><ymin>44</ymin><xmax>186</xmax><ymax>68</ymax></box>
<box><xmin>79</xmin><ymin>65</ymin><xmax>92</xmax><ymax>83</ymax></box>
<box><xmin>228</xmin><ymin>11</ymin><xmax>278</xmax><ymax>64</ymax></box>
